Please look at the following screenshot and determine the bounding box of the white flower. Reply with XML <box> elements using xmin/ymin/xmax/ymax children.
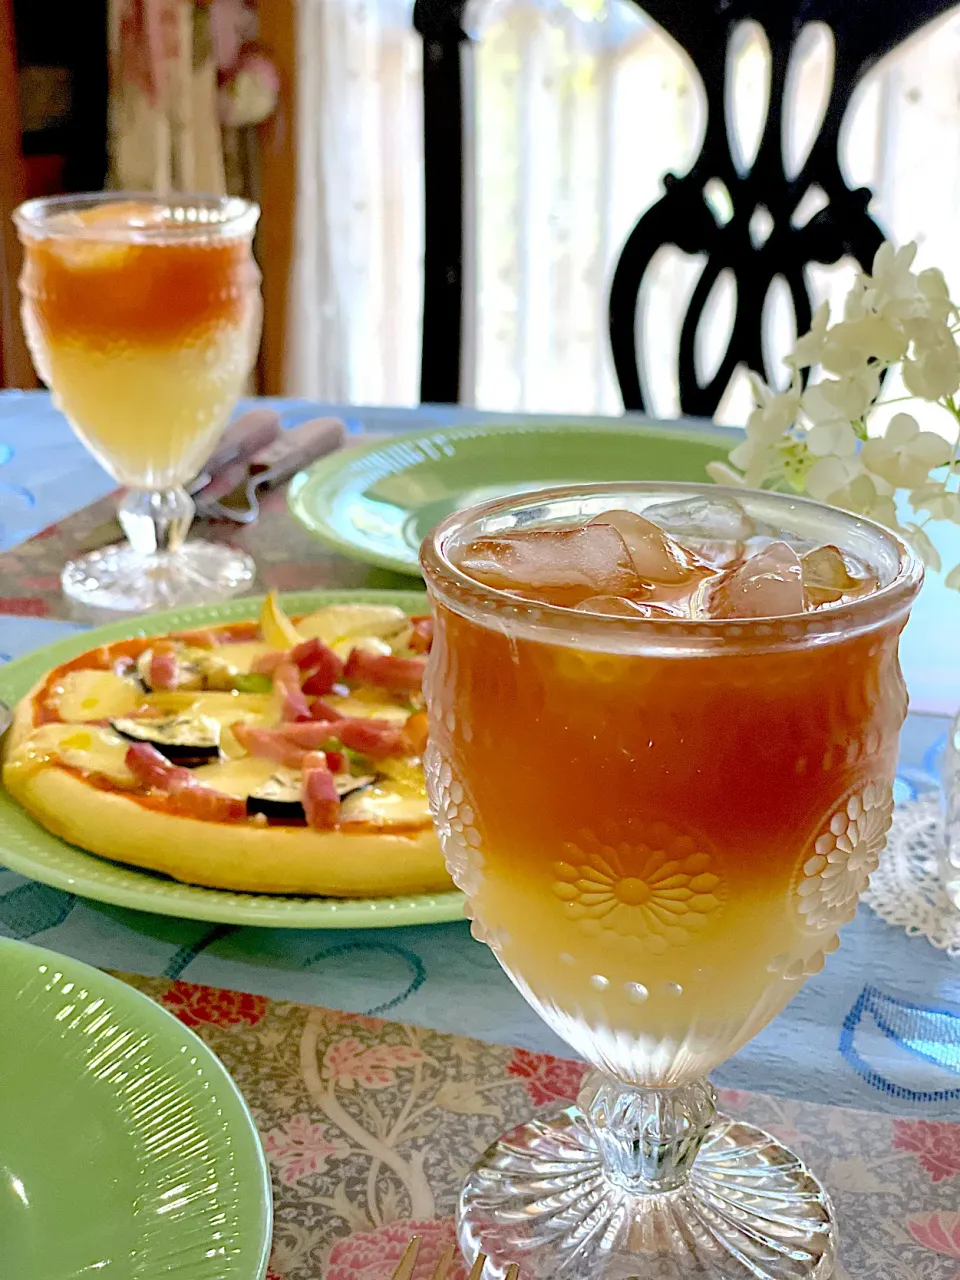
<box><xmin>945</xmin><ymin>563</ymin><xmax>960</xmax><ymax>590</ymax></box>
<box><xmin>843</xmin><ymin>275</ymin><xmax>869</xmax><ymax>322</ymax></box>
<box><xmin>705</xmin><ymin>460</ymin><xmax>746</xmax><ymax>487</ymax></box>
<box><xmin>864</xmin><ymin>241</ymin><xmax>923</xmax><ymax>320</ymax></box>
<box><xmin>787</xmin><ymin>303</ymin><xmax>830</xmax><ymax>370</ymax></box>
<box><xmin>804</xmin><ymin>454</ymin><xmax>864</xmax><ymax>503</ymax></box>
<box><xmin>728</xmin><ymin>438</ymin><xmax>779</xmax><ymax>488</ymax></box>
<box><xmin>728</xmin><ymin>375</ymin><xmax>802</xmax><ymax>486</ymax></box>
<box><xmin>744</xmin><ymin>374</ymin><xmax>801</xmax><ymax>442</ymax></box>
<box><xmin>917</xmin><ymin>268</ymin><xmax>955</xmax><ymax>324</ymax></box>
<box><xmin>909</xmin><ymin>482</ymin><xmax>960</xmax><ymax>523</ymax></box>
<box><xmin>706</xmin><ymin>235</ymin><xmax>960</xmax><ymax>577</ymax></box>
<box><xmin>860</xmin><ymin>413</ymin><xmax>952</xmax><ymax>488</ymax></box>
<box><xmin>805</xmin><ymin>457</ymin><xmax>901</xmax><ymax>528</ymax></box>
<box><xmin>820</xmin><ymin>315</ymin><xmax>907</xmax><ymax>374</ymax></box>
<box><xmin>802</xmin><ymin>367</ymin><xmax>880</xmax><ymax>425</ymax></box>
<box><xmin>806</xmin><ymin>420</ymin><xmax>858</xmax><ymax>458</ymax></box>
<box><xmin>902</xmin><ymin>522</ymin><xmax>942</xmax><ymax>572</ymax></box>
<box><xmin>864</xmin><ymin>493</ymin><xmax>905</xmax><ymax>531</ymax></box>
<box><xmin>901</xmin><ymin>319</ymin><xmax>960</xmax><ymax>400</ymax></box>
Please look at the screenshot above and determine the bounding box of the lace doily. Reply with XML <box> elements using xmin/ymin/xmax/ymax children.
<box><xmin>864</xmin><ymin>794</ymin><xmax>960</xmax><ymax>957</ymax></box>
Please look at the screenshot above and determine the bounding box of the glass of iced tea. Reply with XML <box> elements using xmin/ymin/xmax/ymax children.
<box><xmin>421</xmin><ymin>482</ymin><xmax>921</xmax><ymax>1280</ymax></box>
<box><xmin>14</xmin><ymin>192</ymin><xmax>261</xmax><ymax>611</ymax></box>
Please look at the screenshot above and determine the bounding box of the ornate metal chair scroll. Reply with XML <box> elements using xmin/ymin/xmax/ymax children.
<box><xmin>414</xmin><ymin>0</ymin><xmax>958</xmax><ymax>411</ymax></box>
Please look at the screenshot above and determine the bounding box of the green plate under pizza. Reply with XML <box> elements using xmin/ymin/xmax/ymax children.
<box><xmin>0</xmin><ymin>590</ymin><xmax>465</xmax><ymax>929</ymax></box>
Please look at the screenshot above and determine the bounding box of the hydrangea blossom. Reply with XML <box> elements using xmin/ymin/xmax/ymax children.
<box><xmin>707</xmin><ymin>240</ymin><xmax>960</xmax><ymax>587</ymax></box>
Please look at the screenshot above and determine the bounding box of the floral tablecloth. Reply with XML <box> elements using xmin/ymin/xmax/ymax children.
<box><xmin>125</xmin><ymin>972</ymin><xmax>960</xmax><ymax>1280</ymax></box>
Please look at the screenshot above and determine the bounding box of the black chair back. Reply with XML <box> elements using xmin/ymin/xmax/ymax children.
<box><xmin>413</xmin><ymin>0</ymin><xmax>958</xmax><ymax>412</ymax></box>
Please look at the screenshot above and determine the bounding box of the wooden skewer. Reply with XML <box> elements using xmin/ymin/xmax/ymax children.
<box><xmin>466</xmin><ymin>1254</ymin><xmax>489</xmax><ymax>1280</ymax></box>
<box><xmin>504</xmin><ymin>1266</ymin><xmax>520</xmax><ymax>1279</ymax></box>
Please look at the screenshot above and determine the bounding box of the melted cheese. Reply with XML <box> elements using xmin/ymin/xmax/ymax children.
<box><xmin>143</xmin><ymin>690</ymin><xmax>277</xmax><ymax>723</ymax></box>
<box><xmin>206</xmin><ymin>641</ymin><xmax>273</xmax><ymax>674</ymax></box>
<box><xmin>325</xmin><ymin>693</ymin><xmax>410</xmax><ymax>726</ymax></box>
<box><xmin>340</xmin><ymin>757</ymin><xmax>430</xmax><ymax>828</ymax></box>
<box><xmin>52</xmin><ymin>670</ymin><xmax>142</xmax><ymax>722</ymax></box>
<box><xmin>296</xmin><ymin>604</ymin><xmax>408</xmax><ymax>647</ymax></box>
<box><xmin>5</xmin><ymin>723</ymin><xmax>135</xmax><ymax>784</ymax></box>
<box><xmin>190</xmin><ymin>755</ymin><xmax>277</xmax><ymax>798</ymax></box>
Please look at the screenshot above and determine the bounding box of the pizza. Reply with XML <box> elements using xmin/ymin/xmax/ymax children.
<box><xmin>1</xmin><ymin>595</ymin><xmax>450</xmax><ymax>897</ymax></box>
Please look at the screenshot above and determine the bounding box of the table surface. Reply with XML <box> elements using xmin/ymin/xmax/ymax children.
<box><xmin>1</xmin><ymin>392</ymin><xmax>959</xmax><ymax>1123</ymax></box>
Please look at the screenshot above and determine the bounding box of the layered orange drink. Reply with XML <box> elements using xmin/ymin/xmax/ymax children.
<box><xmin>421</xmin><ymin>486</ymin><xmax>920</xmax><ymax>1085</ymax></box>
<box><xmin>16</xmin><ymin>198</ymin><xmax>261</xmax><ymax>489</ymax></box>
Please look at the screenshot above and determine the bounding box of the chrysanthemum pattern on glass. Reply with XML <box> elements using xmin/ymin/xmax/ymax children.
<box><xmin>552</xmin><ymin>826</ymin><xmax>722</xmax><ymax>953</ymax></box>
<box><xmin>797</xmin><ymin>782</ymin><xmax>894</xmax><ymax>931</ymax></box>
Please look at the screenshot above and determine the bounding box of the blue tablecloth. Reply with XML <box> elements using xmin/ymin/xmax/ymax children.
<box><xmin>1</xmin><ymin>393</ymin><xmax>959</xmax><ymax>1119</ymax></box>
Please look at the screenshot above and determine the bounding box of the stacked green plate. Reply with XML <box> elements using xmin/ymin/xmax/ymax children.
<box><xmin>0</xmin><ymin>937</ymin><xmax>272</xmax><ymax>1279</ymax></box>
<box><xmin>288</xmin><ymin>418</ymin><xmax>732</xmax><ymax>574</ymax></box>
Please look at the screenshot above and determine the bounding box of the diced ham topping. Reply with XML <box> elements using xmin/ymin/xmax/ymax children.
<box><xmin>148</xmin><ymin>645</ymin><xmax>180</xmax><ymax>691</ymax></box>
<box><xmin>125</xmin><ymin>743</ymin><xmax>246</xmax><ymax>823</ymax></box>
<box><xmin>292</xmin><ymin>636</ymin><xmax>344</xmax><ymax>681</ymax></box>
<box><xmin>343</xmin><ymin>649</ymin><xmax>426</xmax><ymax>694</ymax></box>
<box><xmin>232</xmin><ymin>723</ymin><xmax>308</xmax><ymax>769</ymax></box>
<box><xmin>274</xmin><ymin>660</ymin><xmax>311</xmax><ymax>721</ymax></box>
<box><xmin>272</xmin><ymin>723</ymin><xmax>340</xmax><ymax>754</ymax></box>
<box><xmin>301</xmin><ymin>665</ymin><xmax>344</xmax><ymax>697</ymax></box>
<box><xmin>251</xmin><ymin>639</ymin><xmax>343</xmax><ymax>696</ymax></box>
<box><xmin>251</xmin><ymin>649</ymin><xmax>287</xmax><ymax>676</ymax></box>
<box><xmin>231</xmin><ymin>723</ymin><xmax>346</xmax><ymax>772</ymax></box>
<box><xmin>309</xmin><ymin>698</ymin><xmax>345</xmax><ymax>723</ymax></box>
<box><xmin>301</xmin><ymin>752</ymin><xmax>341</xmax><ymax>829</ymax></box>
<box><xmin>332</xmin><ymin>717</ymin><xmax>410</xmax><ymax>760</ymax></box>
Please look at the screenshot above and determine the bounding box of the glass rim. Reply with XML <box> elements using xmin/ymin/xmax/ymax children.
<box><xmin>12</xmin><ymin>191</ymin><xmax>260</xmax><ymax>242</ymax></box>
<box><xmin>420</xmin><ymin>480</ymin><xmax>924</xmax><ymax>644</ymax></box>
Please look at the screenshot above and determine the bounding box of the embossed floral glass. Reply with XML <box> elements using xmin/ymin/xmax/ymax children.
<box><xmin>14</xmin><ymin>192</ymin><xmax>261</xmax><ymax>612</ymax></box>
<box><xmin>420</xmin><ymin>482</ymin><xmax>922</xmax><ymax>1280</ymax></box>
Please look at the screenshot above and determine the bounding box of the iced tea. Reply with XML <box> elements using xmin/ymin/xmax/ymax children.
<box><xmin>16</xmin><ymin>197</ymin><xmax>261</xmax><ymax>489</ymax></box>
<box><xmin>422</xmin><ymin>487</ymin><xmax>919</xmax><ymax>1085</ymax></box>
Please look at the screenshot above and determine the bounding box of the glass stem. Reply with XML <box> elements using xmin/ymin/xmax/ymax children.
<box><xmin>118</xmin><ymin>487</ymin><xmax>195</xmax><ymax>557</ymax></box>
<box><xmin>579</xmin><ymin>1070</ymin><xmax>717</xmax><ymax>1194</ymax></box>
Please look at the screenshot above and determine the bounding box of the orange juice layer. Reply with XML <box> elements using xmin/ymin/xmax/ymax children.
<box><xmin>428</xmin><ymin>605</ymin><xmax>906</xmax><ymax>1081</ymax></box>
<box><xmin>32</xmin><ymin>311</ymin><xmax>258</xmax><ymax>488</ymax></box>
<box><xmin>19</xmin><ymin>235</ymin><xmax>255</xmax><ymax>347</ymax></box>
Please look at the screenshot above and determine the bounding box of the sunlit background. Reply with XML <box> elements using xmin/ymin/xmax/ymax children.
<box><xmin>287</xmin><ymin>2</ymin><xmax>960</xmax><ymax>440</ymax></box>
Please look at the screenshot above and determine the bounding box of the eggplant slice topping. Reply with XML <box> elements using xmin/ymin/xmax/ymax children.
<box><xmin>111</xmin><ymin>714</ymin><xmax>222</xmax><ymax>766</ymax></box>
<box><xmin>246</xmin><ymin>768</ymin><xmax>376</xmax><ymax>821</ymax></box>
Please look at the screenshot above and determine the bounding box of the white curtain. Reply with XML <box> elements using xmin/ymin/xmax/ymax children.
<box><xmin>288</xmin><ymin>0</ymin><xmax>960</xmax><ymax>425</ymax></box>
<box><xmin>289</xmin><ymin>0</ymin><xmax>424</xmax><ymax>404</ymax></box>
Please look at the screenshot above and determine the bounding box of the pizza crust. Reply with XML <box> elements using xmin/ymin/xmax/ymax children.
<box><xmin>3</xmin><ymin>672</ymin><xmax>450</xmax><ymax>898</ymax></box>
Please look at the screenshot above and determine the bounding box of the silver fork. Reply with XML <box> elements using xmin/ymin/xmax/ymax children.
<box><xmin>391</xmin><ymin>1237</ymin><xmax>519</xmax><ymax>1280</ymax></box>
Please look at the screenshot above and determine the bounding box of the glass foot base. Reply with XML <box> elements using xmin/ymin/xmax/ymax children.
<box><xmin>458</xmin><ymin>1105</ymin><xmax>836</xmax><ymax>1279</ymax></box>
<box><xmin>62</xmin><ymin>540</ymin><xmax>255</xmax><ymax>612</ymax></box>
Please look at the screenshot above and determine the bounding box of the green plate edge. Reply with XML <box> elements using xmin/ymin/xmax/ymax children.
<box><xmin>288</xmin><ymin>416</ymin><xmax>734</xmax><ymax>575</ymax></box>
<box><xmin>0</xmin><ymin>590</ymin><xmax>466</xmax><ymax>930</ymax></box>
<box><xmin>0</xmin><ymin>936</ymin><xmax>272</xmax><ymax>1280</ymax></box>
